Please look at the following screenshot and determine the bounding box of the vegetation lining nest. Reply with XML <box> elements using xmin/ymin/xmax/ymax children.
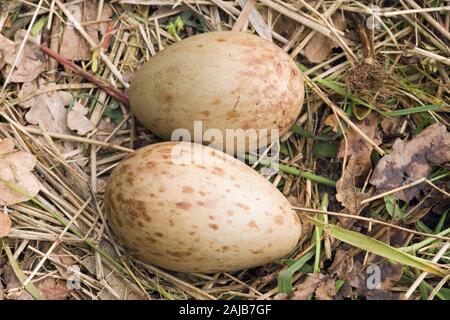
<box><xmin>345</xmin><ymin>58</ymin><xmax>394</xmax><ymax>107</ymax></box>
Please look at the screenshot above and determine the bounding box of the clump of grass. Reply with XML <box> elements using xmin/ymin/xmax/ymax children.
<box><xmin>0</xmin><ymin>0</ymin><xmax>448</xmax><ymax>301</ymax></box>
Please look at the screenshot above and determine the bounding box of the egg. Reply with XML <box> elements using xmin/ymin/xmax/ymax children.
<box><xmin>105</xmin><ymin>142</ymin><xmax>301</xmax><ymax>273</ymax></box>
<box><xmin>129</xmin><ymin>31</ymin><xmax>304</xmax><ymax>154</ymax></box>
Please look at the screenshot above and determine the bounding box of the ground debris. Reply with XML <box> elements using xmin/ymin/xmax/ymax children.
<box><xmin>18</xmin><ymin>81</ymin><xmax>73</xmax><ymax>134</ymax></box>
<box><xmin>59</xmin><ymin>1</ymin><xmax>113</xmax><ymax>61</ymax></box>
<box><xmin>67</xmin><ymin>101</ymin><xmax>95</xmax><ymax>136</ymax></box>
<box><xmin>335</xmin><ymin>114</ymin><xmax>381</xmax><ymax>214</ymax></box>
<box><xmin>0</xmin><ymin>30</ymin><xmax>45</xmax><ymax>83</ymax></box>
<box><xmin>285</xmin><ymin>273</ymin><xmax>336</xmax><ymax>300</ymax></box>
<box><xmin>345</xmin><ymin>59</ymin><xmax>394</xmax><ymax>107</ymax></box>
<box><xmin>304</xmin><ymin>13</ymin><xmax>346</xmax><ymax>64</ymax></box>
<box><xmin>0</xmin><ymin>138</ymin><xmax>41</xmax><ymax>206</ymax></box>
<box><xmin>0</xmin><ymin>214</ymin><xmax>12</xmax><ymax>237</ymax></box>
<box><xmin>38</xmin><ymin>278</ymin><xmax>72</xmax><ymax>300</ymax></box>
<box><xmin>370</xmin><ymin>124</ymin><xmax>450</xmax><ymax>202</ymax></box>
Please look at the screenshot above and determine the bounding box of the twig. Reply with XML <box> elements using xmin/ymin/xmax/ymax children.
<box><xmin>404</xmin><ymin>242</ymin><xmax>450</xmax><ymax>299</ymax></box>
<box><xmin>40</xmin><ymin>45</ymin><xmax>129</xmax><ymax>106</ymax></box>
<box><xmin>402</xmin><ymin>0</ymin><xmax>450</xmax><ymax>42</ymax></box>
<box><xmin>360</xmin><ymin>178</ymin><xmax>427</xmax><ymax>205</ymax></box>
<box><xmin>351</xmin><ymin>12</ymin><xmax>374</xmax><ymax>59</ymax></box>
<box><xmin>232</xmin><ymin>0</ymin><xmax>256</xmax><ymax>32</ymax></box>
<box><xmin>294</xmin><ymin>207</ymin><xmax>450</xmax><ymax>242</ymax></box>
<box><xmin>409</xmin><ymin>47</ymin><xmax>450</xmax><ymax>66</ymax></box>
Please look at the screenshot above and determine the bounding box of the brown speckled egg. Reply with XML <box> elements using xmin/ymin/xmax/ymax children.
<box><xmin>129</xmin><ymin>31</ymin><xmax>304</xmax><ymax>153</ymax></box>
<box><xmin>105</xmin><ymin>142</ymin><xmax>301</xmax><ymax>273</ymax></box>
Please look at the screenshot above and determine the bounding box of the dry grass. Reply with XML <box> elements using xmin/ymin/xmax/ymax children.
<box><xmin>0</xmin><ymin>0</ymin><xmax>449</xmax><ymax>300</ymax></box>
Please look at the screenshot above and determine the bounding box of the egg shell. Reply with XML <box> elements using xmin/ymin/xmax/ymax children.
<box><xmin>105</xmin><ymin>142</ymin><xmax>301</xmax><ymax>273</ymax></box>
<box><xmin>129</xmin><ymin>31</ymin><xmax>304</xmax><ymax>153</ymax></box>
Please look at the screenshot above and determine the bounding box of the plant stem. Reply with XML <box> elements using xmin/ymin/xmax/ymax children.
<box><xmin>246</xmin><ymin>154</ymin><xmax>336</xmax><ymax>187</ymax></box>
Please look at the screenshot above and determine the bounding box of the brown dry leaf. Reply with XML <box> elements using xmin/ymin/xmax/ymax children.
<box><xmin>370</xmin><ymin>124</ymin><xmax>450</xmax><ymax>202</ymax></box>
<box><xmin>97</xmin><ymin>119</ymin><xmax>127</xmax><ymax>146</ymax></box>
<box><xmin>0</xmin><ymin>214</ymin><xmax>12</xmax><ymax>237</ymax></box>
<box><xmin>403</xmin><ymin>182</ymin><xmax>450</xmax><ymax>224</ymax></box>
<box><xmin>0</xmin><ymin>138</ymin><xmax>41</xmax><ymax>206</ymax></box>
<box><xmin>304</xmin><ymin>13</ymin><xmax>346</xmax><ymax>63</ymax></box>
<box><xmin>336</xmin><ymin>114</ymin><xmax>382</xmax><ymax>213</ymax></box>
<box><xmin>314</xmin><ymin>277</ymin><xmax>336</xmax><ymax>300</ymax></box>
<box><xmin>0</xmin><ymin>30</ymin><xmax>45</xmax><ymax>83</ymax></box>
<box><xmin>59</xmin><ymin>5</ymin><xmax>90</xmax><ymax>61</ymax></box>
<box><xmin>290</xmin><ymin>273</ymin><xmax>323</xmax><ymax>300</ymax></box>
<box><xmin>59</xmin><ymin>2</ymin><xmax>113</xmax><ymax>60</ymax></box>
<box><xmin>19</xmin><ymin>83</ymin><xmax>73</xmax><ymax>134</ymax></box>
<box><xmin>330</xmin><ymin>252</ymin><xmax>402</xmax><ymax>300</ymax></box>
<box><xmin>380</xmin><ymin>117</ymin><xmax>402</xmax><ymax>136</ymax></box>
<box><xmin>290</xmin><ymin>273</ymin><xmax>335</xmax><ymax>300</ymax></box>
<box><xmin>338</xmin><ymin>113</ymin><xmax>381</xmax><ymax>172</ymax></box>
<box><xmin>38</xmin><ymin>278</ymin><xmax>72</xmax><ymax>300</ymax></box>
<box><xmin>324</xmin><ymin>114</ymin><xmax>340</xmax><ymax>132</ymax></box>
<box><xmin>329</xmin><ymin>249</ymin><xmax>354</xmax><ymax>280</ymax></box>
<box><xmin>67</xmin><ymin>101</ymin><xmax>95</xmax><ymax>136</ymax></box>
<box><xmin>336</xmin><ymin>156</ymin><xmax>370</xmax><ymax>213</ymax></box>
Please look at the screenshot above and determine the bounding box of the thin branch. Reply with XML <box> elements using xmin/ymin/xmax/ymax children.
<box><xmin>40</xmin><ymin>45</ymin><xmax>130</xmax><ymax>106</ymax></box>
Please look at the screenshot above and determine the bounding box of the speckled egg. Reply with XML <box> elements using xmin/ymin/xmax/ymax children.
<box><xmin>129</xmin><ymin>31</ymin><xmax>304</xmax><ymax>153</ymax></box>
<box><xmin>105</xmin><ymin>142</ymin><xmax>301</xmax><ymax>273</ymax></box>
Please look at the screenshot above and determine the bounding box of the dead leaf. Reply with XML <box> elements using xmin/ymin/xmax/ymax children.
<box><xmin>304</xmin><ymin>13</ymin><xmax>346</xmax><ymax>63</ymax></box>
<box><xmin>329</xmin><ymin>249</ymin><xmax>354</xmax><ymax>280</ymax></box>
<box><xmin>330</xmin><ymin>252</ymin><xmax>402</xmax><ymax>300</ymax></box>
<box><xmin>97</xmin><ymin>119</ymin><xmax>127</xmax><ymax>146</ymax></box>
<box><xmin>19</xmin><ymin>83</ymin><xmax>73</xmax><ymax>134</ymax></box>
<box><xmin>59</xmin><ymin>5</ymin><xmax>90</xmax><ymax>61</ymax></box>
<box><xmin>314</xmin><ymin>277</ymin><xmax>336</xmax><ymax>300</ymax></box>
<box><xmin>290</xmin><ymin>273</ymin><xmax>322</xmax><ymax>300</ymax></box>
<box><xmin>324</xmin><ymin>114</ymin><xmax>340</xmax><ymax>132</ymax></box>
<box><xmin>0</xmin><ymin>30</ymin><xmax>45</xmax><ymax>83</ymax></box>
<box><xmin>335</xmin><ymin>114</ymin><xmax>382</xmax><ymax>216</ymax></box>
<box><xmin>59</xmin><ymin>2</ymin><xmax>113</xmax><ymax>60</ymax></box>
<box><xmin>290</xmin><ymin>273</ymin><xmax>336</xmax><ymax>300</ymax></box>
<box><xmin>336</xmin><ymin>156</ymin><xmax>370</xmax><ymax>214</ymax></box>
<box><xmin>67</xmin><ymin>101</ymin><xmax>95</xmax><ymax>135</ymax></box>
<box><xmin>0</xmin><ymin>138</ymin><xmax>41</xmax><ymax>206</ymax></box>
<box><xmin>38</xmin><ymin>278</ymin><xmax>72</xmax><ymax>300</ymax></box>
<box><xmin>0</xmin><ymin>214</ymin><xmax>12</xmax><ymax>237</ymax></box>
<box><xmin>403</xmin><ymin>181</ymin><xmax>450</xmax><ymax>224</ymax></box>
<box><xmin>380</xmin><ymin>117</ymin><xmax>403</xmax><ymax>136</ymax></box>
<box><xmin>370</xmin><ymin>124</ymin><xmax>450</xmax><ymax>202</ymax></box>
<box><xmin>338</xmin><ymin>114</ymin><xmax>381</xmax><ymax>158</ymax></box>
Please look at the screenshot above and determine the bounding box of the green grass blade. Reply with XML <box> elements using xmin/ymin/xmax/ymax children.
<box><xmin>304</xmin><ymin>217</ymin><xmax>448</xmax><ymax>277</ymax></box>
<box><xmin>278</xmin><ymin>251</ymin><xmax>315</xmax><ymax>294</ymax></box>
<box><xmin>401</xmin><ymin>227</ymin><xmax>450</xmax><ymax>253</ymax></box>
<box><xmin>382</xmin><ymin>104</ymin><xmax>446</xmax><ymax>116</ymax></box>
<box><xmin>245</xmin><ymin>154</ymin><xmax>336</xmax><ymax>187</ymax></box>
